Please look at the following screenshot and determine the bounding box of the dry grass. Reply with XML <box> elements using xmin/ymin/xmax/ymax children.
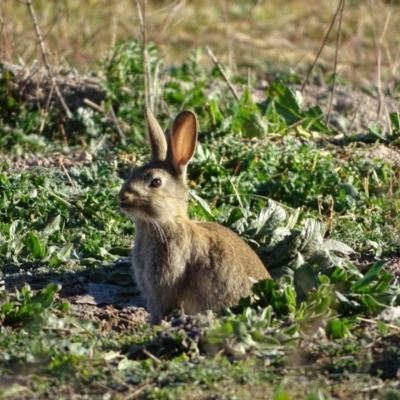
<box><xmin>1</xmin><ymin>0</ymin><xmax>400</xmax><ymax>86</ymax></box>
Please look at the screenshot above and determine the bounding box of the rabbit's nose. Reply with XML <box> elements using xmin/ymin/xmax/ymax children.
<box><xmin>119</xmin><ymin>190</ymin><xmax>132</xmax><ymax>202</ymax></box>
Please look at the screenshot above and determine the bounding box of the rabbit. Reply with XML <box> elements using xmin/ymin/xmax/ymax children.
<box><xmin>118</xmin><ymin>107</ymin><xmax>271</xmax><ymax>325</ymax></box>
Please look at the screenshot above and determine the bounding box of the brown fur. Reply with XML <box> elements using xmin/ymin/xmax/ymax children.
<box><xmin>118</xmin><ymin>108</ymin><xmax>271</xmax><ymax>325</ymax></box>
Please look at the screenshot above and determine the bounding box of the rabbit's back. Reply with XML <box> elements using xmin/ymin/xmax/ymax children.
<box><xmin>182</xmin><ymin>222</ymin><xmax>269</xmax><ymax>312</ymax></box>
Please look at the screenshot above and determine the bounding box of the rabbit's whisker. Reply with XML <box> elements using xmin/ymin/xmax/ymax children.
<box><xmin>149</xmin><ymin>218</ymin><xmax>169</xmax><ymax>253</ymax></box>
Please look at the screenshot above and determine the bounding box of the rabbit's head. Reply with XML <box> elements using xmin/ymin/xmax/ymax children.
<box><xmin>118</xmin><ymin>108</ymin><xmax>198</xmax><ymax>224</ymax></box>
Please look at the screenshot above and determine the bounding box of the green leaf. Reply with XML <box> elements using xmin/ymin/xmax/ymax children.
<box><xmin>208</xmin><ymin>99</ymin><xmax>224</xmax><ymax>126</ymax></box>
<box><xmin>190</xmin><ymin>191</ymin><xmax>216</xmax><ymax>222</ymax></box>
<box><xmin>302</xmin><ymin>105</ymin><xmax>331</xmax><ymax>133</ymax></box>
<box><xmin>389</xmin><ymin>111</ymin><xmax>400</xmax><ymax>132</ymax></box>
<box><xmin>272</xmin><ymin>391</ymin><xmax>292</xmax><ymax>400</ymax></box>
<box><xmin>349</xmin><ymin>260</ymin><xmax>387</xmax><ymax>293</ymax></box>
<box><xmin>361</xmin><ymin>294</ymin><xmax>384</xmax><ymax>315</ymax></box>
<box><xmin>24</xmin><ymin>231</ymin><xmax>44</xmax><ymax>258</ymax></box>
<box><xmin>42</xmin><ymin>215</ymin><xmax>61</xmax><ymax>236</ymax></box>
<box><xmin>266</xmin><ymin>82</ymin><xmax>302</xmax><ymax>113</ymax></box>
<box><xmin>232</xmin><ymin>87</ymin><xmax>267</xmax><ymax>138</ymax></box>
<box><xmin>326</xmin><ymin>318</ymin><xmax>351</xmax><ymax>339</ymax></box>
<box><xmin>376</xmin><ymin>320</ymin><xmax>389</xmax><ymax>335</ymax></box>
<box><xmin>31</xmin><ymin>283</ymin><xmax>60</xmax><ymax>309</ymax></box>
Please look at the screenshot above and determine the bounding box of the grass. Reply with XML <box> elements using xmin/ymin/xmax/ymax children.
<box><xmin>2</xmin><ymin>1</ymin><xmax>400</xmax><ymax>399</ymax></box>
<box><xmin>2</xmin><ymin>1</ymin><xmax>400</xmax><ymax>86</ymax></box>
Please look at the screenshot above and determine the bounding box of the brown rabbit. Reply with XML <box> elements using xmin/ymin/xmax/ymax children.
<box><xmin>118</xmin><ymin>108</ymin><xmax>271</xmax><ymax>325</ymax></box>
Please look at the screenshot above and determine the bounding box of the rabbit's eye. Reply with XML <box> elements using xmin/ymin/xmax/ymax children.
<box><xmin>149</xmin><ymin>178</ymin><xmax>162</xmax><ymax>188</ymax></box>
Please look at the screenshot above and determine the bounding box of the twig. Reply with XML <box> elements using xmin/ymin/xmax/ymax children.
<box><xmin>348</xmin><ymin>94</ymin><xmax>365</xmax><ymax>134</ymax></box>
<box><xmin>357</xmin><ymin>316</ymin><xmax>400</xmax><ymax>332</ymax></box>
<box><xmin>57</xmin><ymin>155</ymin><xmax>79</xmax><ymax>194</ymax></box>
<box><xmin>327</xmin><ymin>196</ymin><xmax>334</xmax><ymax>235</ymax></box>
<box><xmin>38</xmin><ymin>80</ymin><xmax>55</xmax><ymax>136</ymax></box>
<box><xmin>369</xmin><ymin>2</ymin><xmax>392</xmax><ymax>119</ymax></box>
<box><xmin>327</xmin><ymin>0</ymin><xmax>345</xmax><ymax>125</ymax></box>
<box><xmin>361</xmin><ymin>383</ymin><xmax>386</xmax><ymax>392</ymax></box>
<box><xmin>275</xmin><ymin>117</ymin><xmax>308</xmax><ymax>136</ymax></box>
<box><xmin>125</xmin><ymin>383</ymin><xmax>155</xmax><ymax>400</ymax></box>
<box><xmin>142</xmin><ymin>348</ymin><xmax>162</xmax><ymax>366</ymax></box>
<box><xmin>109</xmin><ymin>105</ymin><xmax>127</xmax><ymax>145</ymax></box>
<box><xmin>59</xmin><ymin>123</ymin><xmax>68</xmax><ymax>146</ymax></box>
<box><xmin>25</xmin><ymin>0</ymin><xmax>72</xmax><ymax>118</ymax></box>
<box><xmin>84</xmin><ymin>98</ymin><xmax>128</xmax><ymax>144</ymax></box>
<box><xmin>38</xmin><ymin>186</ymin><xmax>73</xmax><ymax>207</ymax></box>
<box><xmin>301</xmin><ymin>0</ymin><xmax>344</xmax><ymax>93</ymax></box>
<box><xmin>206</xmin><ymin>46</ymin><xmax>240</xmax><ymax>101</ymax></box>
<box><xmin>135</xmin><ymin>0</ymin><xmax>153</xmax><ymax>110</ymax></box>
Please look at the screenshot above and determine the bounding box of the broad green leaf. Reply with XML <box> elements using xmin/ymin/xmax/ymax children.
<box><xmin>326</xmin><ymin>318</ymin><xmax>350</xmax><ymax>339</ymax></box>
<box><xmin>31</xmin><ymin>283</ymin><xmax>60</xmax><ymax>309</ymax></box>
<box><xmin>349</xmin><ymin>260</ymin><xmax>387</xmax><ymax>293</ymax></box>
<box><xmin>232</xmin><ymin>87</ymin><xmax>267</xmax><ymax>138</ymax></box>
<box><xmin>376</xmin><ymin>320</ymin><xmax>389</xmax><ymax>335</ymax></box>
<box><xmin>361</xmin><ymin>294</ymin><xmax>384</xmax><ymax>315</ymax></box>
<box><xmin>302</xmin><ymin>105</ymin><xmax>331</xmax><ymax>132</ymax></box>
<box><xmin>266</xmin><ymin>82</ymin><xmax>302</xmax><ymax>112</ymax></box>
<box><xmin>208</xmin><ymin>98</ymin><xmax>223</xmax><ymax>126</ymax></box>
<box><xmin>389</xmin><ymin>111</ymin><xmax>400</xmax><ymax>132</ymax></box>
<box><xmin>42</xmin><ymin>215</ymin><xmax>61</xmax><ymax>236</ymax></box>
<box><xmin>9</xmin><ymin>220</ymin><xmax>22</xmax><ymax>240</ymax></box>
<box><xmin>24</xmin><ymin>231</ymin><xmax>43</xmax><ymax>258</ymax></box>
<box><xmin>190</xmin><ymin>191</ymin><xmax>216</xmax><ymax>222</ymax></box>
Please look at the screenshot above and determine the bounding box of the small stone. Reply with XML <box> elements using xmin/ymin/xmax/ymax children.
<box><xmin>78</xmin><ymin>151</ymin><xmax>93</xmax><ymax>163</ymax></box>
<box><xmin>378</xmin><ymin>306</ymin><xmax>400</xmax><ymax>323</ymax></box>
<box><xmin>41</xmin><ymin>158</ymin><xmax>50</xmax><ymax>167</ymax></box>
<box><xmin>30</xmin><ymin>159</ymin><xmax>42</xmax><ymax>167</ymax></box>
<box><xmin>62</xmin><ymin>159</ymin><xmax>72</xmax><ymax>167</ymax></box>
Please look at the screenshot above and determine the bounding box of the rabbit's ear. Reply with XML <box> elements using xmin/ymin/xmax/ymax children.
<box><xmin>145</xmin><ymin>107</ymin><xmax>167</xmax><ymax>161</ymax></box>
<box><xmin>169</xmin><ymin>110</ymin><xmax>198</xmax><ymax>176</ymax></box>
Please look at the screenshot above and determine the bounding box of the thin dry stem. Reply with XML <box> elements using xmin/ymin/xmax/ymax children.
<box><xmin>142</xmin><ymin>349</ymin><xmax>162</xmax><ymax>365</ymax></box>
<box><xmin>206</xmin><ymin>46</ymin><xmax>240</xmax><ymax>101</ymax></box>
<box><xmin>25</xmin><ymin>0</ymin><xmax>72</xmax><ymax>118</ymax></box>
<box><xmin>370</xmin><ymin>1</ymin><xmax>392</xmax><ymax>119</ymax></box>
<box><xmin>327</xmin><ymin>0</ymin><xmax>345</xmax><ymax>125</ymax></box>
<box><xmin>124</xmin><ymin>383</ymin><xmax>155</xmax><ymax>400</ymax></box>
<box><xmin>57</xmin><ymin>155</ymin><xmax>78</xmax><ymax>194</ymax></box>
<box><xmin>110</xmin><ymin>105</ymin><xmax>127</xmax><ymax>145</ymax></box>
<box><xmin>135</xmin><ymin>0</ymin><xmax>153</xmax><ymax>110</ymax></box>
<box><xmin>84</xmin><ymin>98</ymin><xmax>128</xmax><ymax>144</ymax></box>
<box><xmin>301</xmin><ymin>0</ymin><xmax>344</xmax><ymax>93</ymax></box>
<box><xmin>348</xmin><ymin>95</ymin><xmax>364</xmax><ymax>134</ymax></box>
<box><xmin>38</xmin><ymin>80</ymin><xmax>55</xmax><ymax>136</ymax></box>
<box><xmin>358</xmin><ymin>316</ymin><xmax>400</xmax><ymax>333</ymax></box>
<box><xmin>59</xmin><ymin>123</ymin><xmax>68</xmax><ymax>146</ymax></box>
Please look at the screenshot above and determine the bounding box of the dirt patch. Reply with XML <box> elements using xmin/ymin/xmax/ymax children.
<box><xmin>68</xmin><ymin>303</ymin><xmax>149</xmax><ymax>333</ymax></box>
<box><xmin>0</xmin><ymin>150</ymin><xmax>93</xmax><ymax>170</ymax></box>
<box><xmin>383</xmin><ymin>257</ymin><xmax>400</xmax><ymax>280</ymax></box>
<box><xmin>56</xmin><ymin>278</ymin><xmax>149</xmax><ymax>332</ymax></box>
<box><xmin>252</xmin><ymin>82</ymin><xmax>399</xmax><ymax>134</ymax></box>
<box><xmin>299</xmin><ymin>84</ymin><xmax>398</xmax><ymax>134</ymax></box>
<box><xmin>362</xmin><ymin>144</ymin><xmax>400</xmax><ymax>167</ymax></box>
